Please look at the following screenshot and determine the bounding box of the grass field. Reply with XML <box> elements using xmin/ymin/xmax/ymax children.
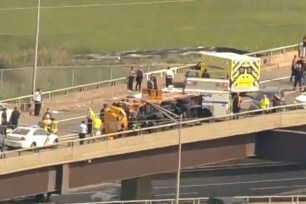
<box><xmin>0</xmin><ymin>0</ymin><xmax>305</xmax><ymax>54</ymax></box>
<box><xmin>0</xmin><ymin>0</ymin><xmax>305</xmax><ymax>98</ymax></box>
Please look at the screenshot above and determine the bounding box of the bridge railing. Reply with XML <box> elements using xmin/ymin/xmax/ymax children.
<box><xmin>1</xmin><ymin>102</ymin><xmax>306</xmax><ymax>159</ymax></box>
<box><xmin>0</xmin><ymin>43</ymin><xmax>299</xmax><ymax>106</ymax></box>
<box><xmin>69</xmin><ymin>195</ymin><xmax>306</xmax><ymax>204</ymax></box>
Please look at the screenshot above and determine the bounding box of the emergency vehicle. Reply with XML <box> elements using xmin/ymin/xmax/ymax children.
<box><xmin>187</xmin><ymin>52</ymin><xmax>261</xmax><ymax>93</ymax></box>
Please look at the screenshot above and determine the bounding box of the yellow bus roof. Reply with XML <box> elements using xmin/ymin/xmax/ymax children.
<box><xmin>203</xmin><ymin>52</ymin><xmax>260</xmax><ymax>61</ymax></box>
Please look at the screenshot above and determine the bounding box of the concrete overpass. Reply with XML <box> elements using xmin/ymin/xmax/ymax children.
<box><xmin>0</xmin><ymin>109</ymin><xmax>306</xmax><ymax>201</ymax></box>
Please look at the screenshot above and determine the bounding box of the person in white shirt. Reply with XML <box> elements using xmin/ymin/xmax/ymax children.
<box><xmin>165</xmin><ymin>67</ymin><xmax>174</xmax><ymax>87</ymax></box>
<box><xmin>33</xmin><ymin>88</ymin><xmax>42</xmax><ymax>116</ymax></box>
<box><xmin>79</xmin><ymin>121</ymin><xmax>87</xmax><ymax>145</ymax></box>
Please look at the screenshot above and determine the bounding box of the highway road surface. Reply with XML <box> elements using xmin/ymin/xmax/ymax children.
<box><xmin>19</xmin><ymin>65</ymin><xmax>297</xmax><ymax>138</ymax></box>
<box><xmin>152</xmin><ymin>163</ymin><xmax>306</xmax><ymax>199</ymax></box>
<box><xmin>7</xmin><ymin>159</ymin><xmax>306</xmax><ymax>204</ymax></box>
<box><xmin>0</xmin><ymin>65</ymin><xmax>301</xmax><ymax>158</ymax></box>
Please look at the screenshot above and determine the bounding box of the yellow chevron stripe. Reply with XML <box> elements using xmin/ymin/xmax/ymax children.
<box><xmin>232</xmin><ymin>61</ymin><xmax>243</xmax><ymax>78</ymax></box>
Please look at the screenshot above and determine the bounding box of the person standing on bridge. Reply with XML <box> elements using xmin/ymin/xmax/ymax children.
<box><xmin>47</xmin><ymin>117</ymin><xmax>58</xmax><ymax>134</ymax></box>
<box><xmin>260</xmin><ymin>94</ymin><xmax>270</xmax><ymax>113</ymax></box>
<box><xmin>1</xmin><ymin>108</ymin><xmax>8</xmax><ymax>135</ymax></box>
<box><xmin>79</xmin><ymin>121</ymin><xmax>87</xmax><ymax>145</ymax></box>
<box><xmin>33</xmin><ymin>89</ymin><xmax>42</xmax><ymax>116</ymax></box>
<box><xmin>290</xmin><ymin>55</ymin><xmax>297</xmax><ymax>82</ymax></box>
<box><xmin>232</xmin><ymin>93</ymin><xmax>241</xmax><ymax>119</ymax></box>
<box><xmin>9</xmin><ymin>107</ymin><xmax>20</xmax><ymax>129</ymax></box>
<box><xmin>128</xmin><ymin>66</ymin><xmax>136</xmax><ymax>91</ymax></box>
<box><xmin>165</xmin><ymin>67</ymin><xmax>174</xmax><ymax>87</ymax></box>
<box><xmin>147</xmin><ymin>75</ymin><xmax>154</xmax><ymax>90</ymax></box>
<box><xmin>100</xmin><ymin>104</ymin><xmax>107</xmax><ymax>122</ymax></box>
<box><xmin>42</xmin><ymin>108</ymin><xmax>53</xmax><ymax>120</ymax></box>
<box><xmin>135</xmin><ymin>68</ymin><xmax>144</xmax><ymax>91</ymax></box>
<box><xmin>293</xmin><ymin>62</ymin><xmax>303</xmax><ymax>91</ymax></box>
<box><xmin>92</xmin><ymin>117</ymin><xmax>102</xmax><ymax>140</ymax></box>
<box><xmin>87</xmin><ymin>107</ymin><xmax>95</xmax><ymax>135</ymax></box>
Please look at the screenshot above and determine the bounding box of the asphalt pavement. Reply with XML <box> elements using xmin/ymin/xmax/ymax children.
<box><xmin>152</xmin><ymin>162</ymin><xmax>306</xmax><ymax>199</ymax></box>
<box><xmin>56</xmin><ymin>65</ymin><xmax>300</xmax><ymax>138</ymax></box>
<box><xmin>11</xmin><ymin>159</ymin><xmax>304</xmax><ymax>203</ymax></box>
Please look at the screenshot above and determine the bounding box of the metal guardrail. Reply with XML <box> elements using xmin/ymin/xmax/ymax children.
<box><xmin>0</xmin><ymin>43</ymin><xmax>299</xmax><ymax>106</ymax></box>
<box><xmin>69</xmin><ymin>195</ymin><xmax>306</xmax><ymax>204</ymax></box>
<box><xmin>1</xmin><ymin>102</ymin><xmax>305</xmax><ymax>158</ymax></box>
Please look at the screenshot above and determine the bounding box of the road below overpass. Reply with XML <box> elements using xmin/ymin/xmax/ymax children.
<box><xmin>9</xmin><ymin>159</ymin><xmax>305</xmax><ymax>204</ymax></box>
<box><xmin>152</xmin><ymin>163</ymin><xmax>306</xmax><ymax>199</ymax></box>
<box><xmin>19</xmin><ymin>65</ymin><xmax>296</xmax><ymax>138</ymax></box>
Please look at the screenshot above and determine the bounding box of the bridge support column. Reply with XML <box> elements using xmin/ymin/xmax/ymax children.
<box><xmin>57</xmin><ymin>164</ymin><xmax>70</xmax><ymax>194</ymax></box>
<box><xmin>245</xmin><ymin>134</ymin><xmax>256</xmax><ymax>157</ymax></box>
<box><xmin>121</xmin><ymin>176</ymin><xmax>152</xmax><ymax>200</ymax></box>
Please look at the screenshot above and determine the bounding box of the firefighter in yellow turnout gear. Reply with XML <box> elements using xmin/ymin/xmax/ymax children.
<box><xmin>47</xmin><ymin>117</ymin><xmax>58</xmax><ymax>134</ymax></box>
<box><xmin>260</xmin><ymin>94</ymin><xmax>270</xmax><ymax>113</ymax></box>
<box><xmin>92</xmin><ymin>117</ymin><xmax>102</xmax><ymax>138</ymax></box>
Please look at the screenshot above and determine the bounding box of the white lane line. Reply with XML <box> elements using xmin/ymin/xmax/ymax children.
<box><xmin>252</xmin><ymin>185</ymin><xmax>306</xmax><ymax>191</ymax></box>
<box><xmin>260</xmin><ymin>76</ymin><xmax>290</xmax><ymax>84</ymax></box>
<box><xmin>154</xmin><ymin>177</ymin><xmax>306</xmax><ymax>189</ymax></box>
<box><xmin>0</xmin><ymin>0</ymin><xmax>195</xmax><ymax>11</ymax></box>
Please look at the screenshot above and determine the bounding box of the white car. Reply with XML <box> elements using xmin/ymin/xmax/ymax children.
<box><xmin>5</xmin><ymin>127</ymin><xmax>59</xmax><ymax>149</ymax></box>
<box><xmin>294</xmin><ymin>92</ymin><xmax>306</xmax><ymax>108</ymax></box>
<box><xmin>0</xmin><ymin>104</ymin><xmax>12</xmax><ymax>123</ymax></box>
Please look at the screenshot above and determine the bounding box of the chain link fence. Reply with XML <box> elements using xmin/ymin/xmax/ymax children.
<box><xmin>0</xmin><ymin>64</ymin><xmax>177</xmax><ymax>99</ymax></box>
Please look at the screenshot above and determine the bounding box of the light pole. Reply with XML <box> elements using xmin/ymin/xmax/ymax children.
<box><xmin>32</xmin><ymin>0</ymin><xmax>41</xmax><ymax>95</ymax></box>
<box><xmin>175</xmin><ymin>114</ymin><xmax>182</xmax><ymax>204</ymax></box>
<box><xmin>144</xmin><ymin>100</ymin><xmax>182</xmax><ymax>204</ymax></box>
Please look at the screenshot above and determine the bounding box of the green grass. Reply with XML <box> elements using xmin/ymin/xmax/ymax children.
<box><xmin>0</xmin><ymin>0</ymin><xmax>305</xmax><ymax>98</ymax></box>
<box><xmin>0</xmin><ymin>0</ymin><xmax>305</xmax><ymax>53</ymax></box>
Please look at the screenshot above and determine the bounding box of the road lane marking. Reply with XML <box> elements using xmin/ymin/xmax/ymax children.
<box><xmin>260</xmin><ymin>76</ymin><xmax>290</xmax><ymax>83</ymax></box>
<box><xmin>154</xmin><ymin>177</ymin><xmax>306</xmax><ymax>189</ymax></box>
<box><xmin>252</xmin><ymin>185</ymin><xmax>306</xmax><ymax>191</ymax></box>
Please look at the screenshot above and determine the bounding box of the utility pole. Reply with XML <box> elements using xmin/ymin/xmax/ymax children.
<box><xmin>175</xmin><ymin>114</ymin><xmax>183</xmax><ymax>204</ymax></box>
<box><xmin>32</xmin><ymin>0</ymin><xmax>41</xmax><ymax>94</ymax></box>
<box><xmin>144</xmin><ymin>100</ymin><xmax>182</xmax><ymax>204</ymax></box>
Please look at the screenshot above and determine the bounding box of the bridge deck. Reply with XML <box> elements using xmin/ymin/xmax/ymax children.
<box><xmin>0</xmin><ymin>109</ymin><xmax>305</xmax><ymax>176</ymax></box>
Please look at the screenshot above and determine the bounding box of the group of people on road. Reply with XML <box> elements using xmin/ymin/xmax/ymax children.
<box><xmin>0</xmin><ymin>107</ymin><xmax>20</xmax><ymax>136</ymax></box>
<box><xmin>231</xmin><ymin>92</ymin><xmax>281</xmax><ymax>118</ymax></box>
<box><xmin>127</xmin><ymin>66</ymin><xmax>176</xmax><ymax>92</ymax></box>
<box><xmin>127</xmin><ymin>66</ymin><xmax>144</xmax><ymax>91</ymax></box>
<box><xmin>79</xmin><ymin>107</ymin><xmax>103</xmax><ymax>145</ymax></box>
